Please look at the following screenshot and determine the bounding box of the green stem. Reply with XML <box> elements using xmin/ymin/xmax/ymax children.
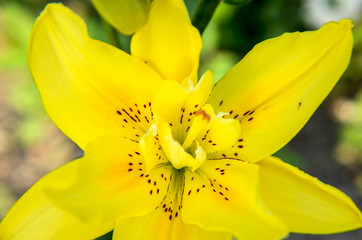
<box><xmin>192</xmin><ymin>0</ymin><xmax>220</xmax><ymax>35</ymax></box>
<box><xmin>102</xmin><ymin>19</ymin><xmax>123</xmax><ymax>50</ymax></box>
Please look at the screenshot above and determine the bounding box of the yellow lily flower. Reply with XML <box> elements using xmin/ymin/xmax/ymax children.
<box><xmin>1</xmin><ymin>0</ymin><xmax>361</xmax><ymax>239</ymax></box>
<box><xmin>91</xmin><ymin>0</ymin><xmax>150</xmax><ymax>35</ymax></box>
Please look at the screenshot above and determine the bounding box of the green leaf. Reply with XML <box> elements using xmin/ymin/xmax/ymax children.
<box><xmin>223</xmin><ymin>0</ymin><xmax>252</xmax><ymax>5</ymax></box>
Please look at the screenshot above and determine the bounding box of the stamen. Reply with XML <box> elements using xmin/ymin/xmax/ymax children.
<box><xmin>157</xmin><ymin>121</ymin><xmax>206</xmax><ymax>171</ymax></box>
<box><xmin>158</xmin><ymin>122</ymin><xmax>195</xmax><ymax>169</ymax></box>
<box><xmin>140</xmin><ymin>124</ymin><xmax>167</xmax><ymax>173</ymax></box>
<box><xmin>192</xmin><ymin>142</ymin><xmax>207</xmax><ymax>171</ymax></box>
<box><xmin>182</xmin><ymin>104</ymin><xmax>214</xmax><ymax>150</ymax></box>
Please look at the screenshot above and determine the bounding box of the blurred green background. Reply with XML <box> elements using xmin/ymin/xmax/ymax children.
<box><xmin>0</xmin><ymin>0</ymin><xmax>362</xmax><ymax>239</ymax></box>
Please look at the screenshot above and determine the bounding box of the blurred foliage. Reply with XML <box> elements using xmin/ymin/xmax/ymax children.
<box><xmin>95</xmin><ymin>231</ymin><xmax>113</xmax><ymax>240</ymax></box>
<box><xmin>0</xmin><ymin>2</ymin><xmax>32</xmax><ymax>69</ymax></box>
<box><xmin>337</xmin><ymin>92</ymin><xmax>362</xmax><ymax>163</ymax></box>
<box><xmin>224</xmin><ymin>0</ymin><xmax>252</xmax><ymax>5</ymax></box>
<box><xmin>216</xmin><ymin>0</ymin><xmax>303</xmax><ymax>53</ymax></box>
<box><xmin>0</xmin><ymin>1</ymin><xmax>53</xmax><ymax>146</ymax></box>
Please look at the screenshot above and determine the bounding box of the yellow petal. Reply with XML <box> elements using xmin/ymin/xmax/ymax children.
<box><xmin>257</xmin><ymin>156</ymin><xmax>362</xmax><ymax>234</ymax></box>
<box><xmin>208</xmin><ymin>20</ymin><xmax>353</xmax><ymax>162</ymax></box>
<box><xmin>114</xmin><ymin>208</ymin><xmax>231</xmax><ymax>240</ymax></box>
<box><xmin>158</xmin><ymin>121</ymin><xmax>195</xmax><ymax>169</ymax></box>
<box><xmin>131</xmin><ymin>0</ymin><xmax>202</xmax><ymax>85</ymax></box>
<box><xmin>152</xmin><ymin>80</ymin><xmax>189</xmax><ymax>138</ymax></box>
<box><xmin>182</xmin><ymin>160</ymin><xmax>288</xmax><ymax>240</ymax></box>
<box><xmin>180</xmin><ymin>71</ymin><xmax>214</xmax><ymax>142</ymax></box>
<box><xmin>140</xmin><ymin>124</ymin><xmax>168</xmax><ymax>173</ymax></box>
<box><xmin>182</xmin><ymin>104</ymin><xmax>215</xmax><ymax>150</ymax></box>
<box><xmin>183</xmin><ymin>71</ymin><xmax>214</xmax><ymax>113</ymax></box>
<box><xmin>113</xmin><ymin>158</ymin><xmax>231</xmax><ymax>240</ymax></box>
<box><xmin>45</xmin><ymin>135</ymin><xmax>172</xmax><ymax>224</ymax></box>
<box><xmin>91</xmin><ymin>0</ymin><xmax>150</xmax><ymax>35</ymax></box>
<box><xmin>29</xmin><ymin>3</ymin><xmax>163</xmax><ymax>149</ymax></box>
<box><xmin>199</xmin><ymin>115</ymin><xmax>241</xmax><ymax>153</ymax></box>
<box><xmin>0</xmin><ymin>160</ymin><xmax>113</xmax><ymax>240</ymax></box>
<box><xmin>152</xmin><ymin>72</ymin><xmax>213</xmax><ymax>142</ymax></box>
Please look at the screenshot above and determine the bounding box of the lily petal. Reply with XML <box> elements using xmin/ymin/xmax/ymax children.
<box><xmin>182</xmin><ymin>160</ymin><xmax>288</xmax><ymax>240</ymax></box>
<box><xmin>45</xmin><ymin>135</ymin><xmax>172</xmax><ymax>224</ymax></box>
<box><xmin>0</xmin><ymin>160</ymin><xmax>113</xmax><ymax>240</ymax></box>
<box><xmin>131</xmin><ymin>0</ymin><xmax>202</xmax><ymax>85</ymax></box>
<box><xmin>257</xmin><ymin>156</ymin><xmax>362</xmax><ymax>234</ymax></box>
<box><xmin>91</xmin><ymin>0</ymin><xmax>150</xmax><ymax>35</ymax></box>
<box><xmin>114</xmin><ymin>208</ymin><xmax>231</xmax><ymax>240</ymax></box>
<box><xmin>153</xmin><ymin>80</ymin><xmax>189</xmax><ymax>134</ymax></box>
<box><xmin>199</xmin><ymin>116</ymin><xmax>241</xmax><ymax>153</ymax></box>
<box><xmin>208</xmin><ymin>20</ymin><xmax>353</xmax><ymax>162</ymax></box>
<box><xmin>29</xmin><ymin>3</ymin><xmax>163</xmax><ymax>149</ymax></box>
<box><xmin>140</xmin><ymin>124</ymin><xmax>169</xmax><ymax>173</ymax></box>
<box><xmin>153</xmin><ymin>72</ymin><xmax>213</xmax><ymax>142</ymax></box>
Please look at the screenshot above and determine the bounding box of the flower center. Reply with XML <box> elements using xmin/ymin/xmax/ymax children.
<box><xmin>139</xmin><ymin>71</ymin><xmax>241</xmax><ymax>172</ymax></box>
<box><xmin>157</xmin><ymin>106</ymin><xmax>214</xmax><ymax>171</ymax></box>
<box><xmin>140</xmin><ymin>104</ymin><xmax>241</xmax><ymax>172</ymax></box>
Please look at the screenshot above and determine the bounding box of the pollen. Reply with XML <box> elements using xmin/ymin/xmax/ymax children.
<box><xmin>195</xmin><ymin>109</ymin><xmax>211</xmax><ymax>122</ymax></box>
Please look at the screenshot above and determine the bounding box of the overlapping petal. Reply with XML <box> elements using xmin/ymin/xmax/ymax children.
<box><xmin>182</xmin><ymin>160</ymin><xmax>288</xmax><ymax>240</ymax></box>
<box><xmin>29</xmin><ymin>3</ymin><xmax>163</xmax><ymax>149</ymax></box>
<box><xmin>131</xmin><ymin>0</ymin><xmax>202</xmax><ymax>85</ymax></box>
<box><xmin>114</xmin><ymin>207</ymin><xmax>231</xmax><ymax>240</ymax></box>
<box><xmin>91</xmin><ymin>0</ymin><xmax>150</xmax><ymax>35</ymax></box>
<box><xmin>45</xmin><ymin>135</ymin><xmax>172</xmax><ymax>224</ymax></box>
<box><xmin>152</xmin><ymin>72</ymin><xmax>213</xmax><ymax>141</ymax></box>
<box><xmin>0</xmin><ymin>160</ymin><xmax>113</xmax><ymax>240</ymax></box>
<box><xmin>208</xmin><ymin>20</ymin><xmax>353</xmax><ymax>162</ymax></box>
<box><xmin>257</xmin><ymin>157</ymin><xmax>362</xmax><ymax>234</ymax></box>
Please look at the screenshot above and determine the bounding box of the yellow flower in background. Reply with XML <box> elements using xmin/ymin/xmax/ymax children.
<box><xmin>91</xmin><ymin>0</ymin><xmax>150</xmax><ymax>35</ymax></box>
<box><xmin>0</xmin><ymin>0</ymin><xmax>361</xmax><ymax>239</ymax></box>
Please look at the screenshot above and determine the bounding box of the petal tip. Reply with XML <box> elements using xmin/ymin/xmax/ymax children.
<box><xmin>42</xmin><ymin>2</ymin><xmax>65</xmax><ymax>14</ymax></box>
<box><xmin>338</xmin><ymin>19</ymin><xmax>354</xmax><ymax>29</ymax></box>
